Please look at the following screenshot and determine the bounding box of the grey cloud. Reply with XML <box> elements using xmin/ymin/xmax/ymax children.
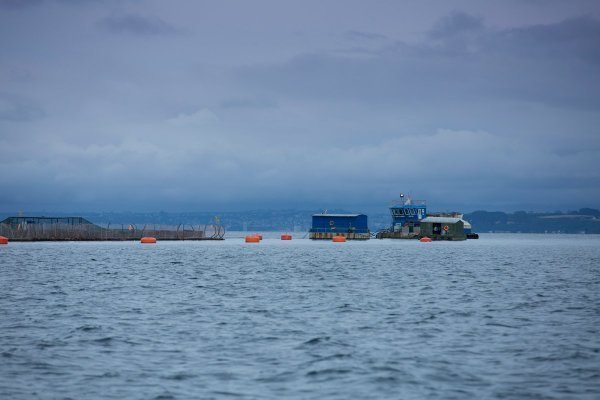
<box><xmin>167</xmin><ymin>109</ymin><xmax>219</xmax><ymax>126</ymax></box>
<box><xmin>345</xmin><ymin>30</ymin><xmax>388</xmax><ymax>42</ymax></box>
<box><xmin>0</xmin><ymin>93</ymin><xmax>43</xmax><ymax>121</ymax></box>
<box><xmin>1</xmin><ymin>3</ymin><xmax>600</xmax><ymax>212</ymax></box>
<box><xmin>0</xmin><ymin>126</ymin><xmax>597</xmax><ymax>212</ymax></box>
<box><xmin>238</xmin><ymin>14</ymin><xmax>600</xmax><ymax>111</ymax></box>
<box><xmin>55</xmin><ymin>0</ymin><xmax>106</xmax><ymax>4</ymax></box>
<box><xmin>2</xmin><ymin>65</ymin><xmax>34</xmax><ymax>82</ymax></box>
<box><xmin>429</xmin><ymin>11</ymin><xmax>484</xmax><ymax>39</ymax></box>
<box><xmin>219</xmin><ymin>98</ymin><xmax>277</xmax><ymax>110</ymax></box>
<box><xmin>494</xmin><ymin>16</ymin><xmax>600</xmax><ymax>64</ymax></box>
<box><xmin>0</xmin><ymin>0</ymin><xmax>42</xmax><ymax>9</ymax></box>
<box><xmin>0</xmin><ymin>0</ymin><xmax>103</xmax><ymax>8</ymax></box>
<box><xmin>98</xmin><ymin>13</ymin><xmax>178</xmax><ymax>35</ymax></box>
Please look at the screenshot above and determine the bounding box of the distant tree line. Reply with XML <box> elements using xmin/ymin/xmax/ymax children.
<box><xmin>1</xmin><ymin>208</ymin><xmax>599</xmax><ymax>233</ymax></box>
<box><xmin>464</xmin><ymin>208</ymin><xmax>600</xmax><ymax>234</ymax></box>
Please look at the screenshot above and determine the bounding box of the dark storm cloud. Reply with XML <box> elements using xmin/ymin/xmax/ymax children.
<box><xmin>496</xmin><ymin>16</ymin><xmax>600</xmax><ymax>64</ymax></box>
<box><xmin>216</xmin><ymin>11</ymin><xmax>600</xmax><ymax>210</ymax></box>
<box><xmin>1</xmin><ymin>1</ymin><xmax>599</xmax><ymax>212</ymax></box>
<box><xmin>98</xmin><ymin>13</ymin><xmax>178</xmax><ymax>35</ymax></box>
<box><xmin>239</xmin><ymin>14</ymin><xmax>600</xmax><ymax>111</ymax></box>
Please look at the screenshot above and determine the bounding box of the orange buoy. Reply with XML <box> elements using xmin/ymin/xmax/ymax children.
<box><xmin>0</xmin><ymin>236</ymin><xmax>8</xmax><ymax>245</ymax></box>
<box><xmin>140</xmin><ymin>237</ymin><xmax>157</xmax><ymax>244</ymax></box>
<box><xmin>420</xmin><ymin>237</ymin><xmax>432</xmax><ymax>242</ymax></box>
<box><xmin>281</xmin><ymin>234</ymin><xmax>292</xmax><ymax>240</ymax></box>
<box><xmin>245</xmin><ymin>235</ymin><xmax>260</xmax><ymax>243</ymax></box>
<box><xmin>332</xmin><ymin>235</ymin><xmax>346</xmax><ymax>242</ymax></box>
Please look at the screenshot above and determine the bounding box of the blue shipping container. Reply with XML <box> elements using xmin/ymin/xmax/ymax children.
<box><xmin>310</xmin><ymin>214</ymin><xmax>369</xmax><ymax>234</ymax></box>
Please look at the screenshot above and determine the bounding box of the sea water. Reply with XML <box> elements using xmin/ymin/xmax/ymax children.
<box><xmin>1</xmin><ymin>234</ymin><xmax>599</xmax><ymax>399</ymax></box>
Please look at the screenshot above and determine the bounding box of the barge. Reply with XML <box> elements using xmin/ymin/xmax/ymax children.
<box><xmin>375</xmin><ymin>194</ymin><xmax>477</xmax><ymax>240</ymax></box>
<box><xmin>309</xmin><ymin>213</ymin><xmax>370</xmax><ymax>240</ymax></box>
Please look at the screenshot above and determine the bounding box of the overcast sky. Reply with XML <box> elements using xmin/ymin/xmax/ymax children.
<box><xmin>1</xmin><ymin>0</ymin><xmax>599</xmax><ymax>213</ymax></box>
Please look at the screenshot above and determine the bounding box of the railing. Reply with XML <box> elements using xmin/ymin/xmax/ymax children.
<box><xmin>390</xmin><ymin>199</ymin><xmax>426</xmax><ymax>206</ymax></box>
<box><xmin>309</xmin><ymin>227</ymin><xmax>370</xmax><ymax>234</ymax></box>
<box><xmin>0</xmin><ymin>222</ymin><xmax>225</xmax><ymax>241</ymax></box>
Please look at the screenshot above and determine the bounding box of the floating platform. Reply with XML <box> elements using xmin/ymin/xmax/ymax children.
<box><xmin>376</xmin><ymin>231</ymin><xmax>419</xmax><ymax>239</ymax></box>
<box><xmin>309</xmin><ymin>213</ymin><xmax>370</xmax><ymax>240</ymax></box>
<box><xmin>378</xmin><ymin>194</ymin><xmax>475</xmax><ymax>241</ymax></box>
<box><xmin>309</xmin><ymin>232</ymin><xmax>370</xmax><ymax>240</ymax></box>
<box><xmin>0</xmin><ymin>216</ymin><xmax>225</xmax><ymax>241</ymax></box>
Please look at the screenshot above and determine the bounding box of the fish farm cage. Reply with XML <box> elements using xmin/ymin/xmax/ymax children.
<box><xmin>0</xmin><ymin>216</ymin><xmax>225</xmax><ymax>241</ymax></box>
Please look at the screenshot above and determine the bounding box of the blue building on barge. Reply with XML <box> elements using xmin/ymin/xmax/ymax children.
<box><xmin>389</xmin><ymin>195</ymin><xmax>427</xmax><ymax>235</ymax></box>
<box><xmin>309</xmin><ymin>213</ymin><xmax>370</xmax><ymax>240</ymax></box>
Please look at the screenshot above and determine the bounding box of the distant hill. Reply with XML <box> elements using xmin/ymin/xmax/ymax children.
<box><xmin>464</xmin><ymin>209</ymin><xmax>600</xmax><ymax>234</ymax></box>
<box><xmin>1</xmin><ymin>208</ymin><xmax>598</xmax><ymax>233</ymax></box>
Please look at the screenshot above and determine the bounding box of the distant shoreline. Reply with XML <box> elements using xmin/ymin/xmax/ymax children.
<box><xmin>1</xmin><ymin>208</ymin><xmax>598</xmax><ymax>234</ymax></box>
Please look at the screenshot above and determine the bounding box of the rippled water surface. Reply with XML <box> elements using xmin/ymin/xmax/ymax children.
<box><xmin>1</xmin><ymin>234</ymin><xmax>599</xmax><ymax>399</ymax></box>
